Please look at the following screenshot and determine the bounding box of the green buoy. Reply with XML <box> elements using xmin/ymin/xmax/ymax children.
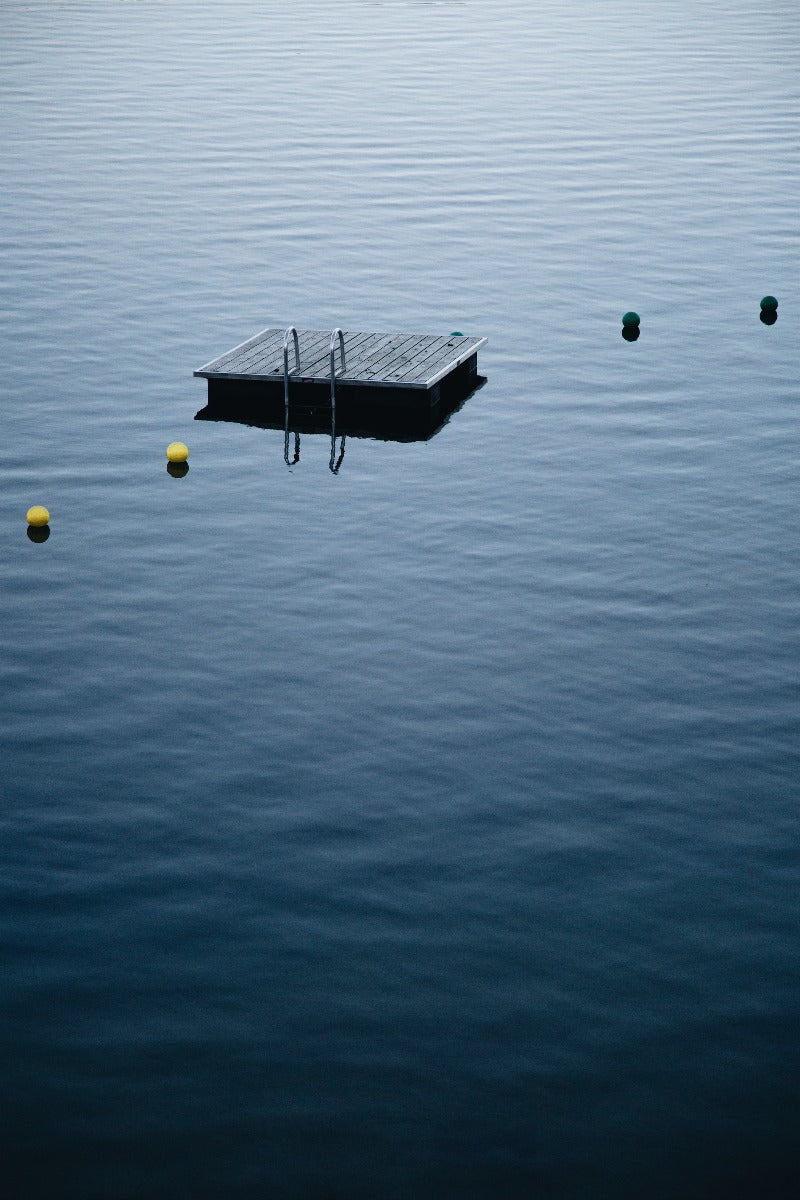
<box><xmin>621</xmin><ymin>311</ymin><xmax>640</xmax><ymax>329</ymax></box>
<box><xmin>450</xmin><ymin>331</ymin><xmax>463</xmax><ymax>337</ymax></box>
<box><xmin>760</xmin><ymin>295</ymin><xmax>778</xmax><ymax>312</ymax></box>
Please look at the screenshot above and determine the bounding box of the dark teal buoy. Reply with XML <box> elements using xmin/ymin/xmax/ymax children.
<box><xmin>760</xmin><ymin>295</ymin><xmax>778</xmax><ymax>313</ymax></box>
<box><xmin>621</xmin><ymin>311</ymin><xmax>640</xmax><ymax>340</ymax></box>
<box><xmin>450</xmin><ymin>331</ymin><xmax>463</xmax><ymax>337</ymax></box>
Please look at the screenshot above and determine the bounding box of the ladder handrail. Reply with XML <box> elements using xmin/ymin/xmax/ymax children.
<box><xmin>282</xmin><ymin>327</ymin><xmax>301</xmax><ymax>467</ymax></box>
<box><xmin>329</xmin><ymin>328</ymin><xmax>346</xmax><ymax>412</ymax></box>
<box><xmin>283</xmin><ymin>326</ymin><xmax>300</xmax><ymax>409</ymax></box>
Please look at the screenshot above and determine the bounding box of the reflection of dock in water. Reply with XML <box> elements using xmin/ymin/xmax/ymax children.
<box><xmin>195</xmin><ymin>372</ymin><xmax>486</xmax><ymax>471</ymax></box>
<box><xmin>194</xmin><ymin>325</ymin><xmax>488</xmax><ymax>470</ymax></box>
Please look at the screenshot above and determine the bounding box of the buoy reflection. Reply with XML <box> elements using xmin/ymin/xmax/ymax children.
<box><xmin>622</xmin><ymin>326</ymin><xmax>640</xmax><ymax>342</ymax></box>
<box><xmin>27</xmin><ymin>524</ymin><xmax>50</xmax><ymax>543</ymax></box>
<box><xmin>167</xmin><ymin>461</ymin><xmax>189</xmax><ymax>478</ymax></box>
<box><xmin>760</xmin><ymin>310</ymin><xmax>778</xmax><ymax>326</ymax></box>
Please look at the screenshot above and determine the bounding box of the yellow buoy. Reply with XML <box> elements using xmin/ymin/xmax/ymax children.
<box><xmin>26</xmin><ymin>505</ymin><xmax>50</xmax><ymax>527</ymax></box>
<box><xmin>166</xmin><ymin>441</ymin><xmax>189</xmax><ymax>463</ymax></box>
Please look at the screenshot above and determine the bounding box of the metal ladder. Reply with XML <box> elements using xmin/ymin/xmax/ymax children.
<box><xmin>282</xmin><ymin>326</ymin><xmax>347</xmax><ymax>471</ymax></box>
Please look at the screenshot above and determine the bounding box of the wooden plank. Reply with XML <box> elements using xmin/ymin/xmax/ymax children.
<box><xmin>379</xmin><ymin>336</ymin><xmax>455</xmax><ymax>383</ymax></box>
<box><xmin>392</xmin><ymin>336</ymin><xmax>485</xmax><ymax>386</ymax></box>
<box><xmin>195</xmin><ymin>326</ymin><xmax>277</xmax><ymax>374</ymax></box>
<box><xmin>198</xmin><ymin>329</ymin><xmax>417</xmax><ymax>382</ymax></box>
<box><xmin>342</xmin><ymin>333</ymin><xmax>422</xmax><ymax>380</ymax></box>
<box><xmin>228</xmin><ymin>333</ymin><xmax>288</xmax><ymax>374</ymax></box>
<box><xmin>244</xmin><ymin>330</ymin><xmax>371</xmax><ymax>382</ymax></box>
<box><xmin>339</xmin><ymin>331</ymin><xmax>439</xmax><ymax>388</ymax></box>
<box><xmin>202</xmin><ymin>328</ymin><xmax>293</xmax><ymax>376</ymax></box>
<box><xmin>393</xmin><ymin>335</ymin><xmax>471</xmax><ymax>379</ymax></box>
<box><xmin>219</xmin><ymin>330</ymin><xmax>434</xmax><ymax>383</ymax></box>
<box><xmin>343</xmin><ymin>332</ymin><xmax>412</xmax><ymax>369</ymax></box>
<box><xmin>195</xmin><ymin>328</ymin><xmax>487</xmax><ymax>389</ymax></box>
<box><xmin>424</xmin><ymin>337</ymin><xmax>487</xmax><ymax>386</ymax></box>
<box><xmin>295</xmin><ymin>330</ymin><xmax>373</xmax><ymax>380</ymax></box>
<box><xmin>199</xmin><ymin>329</ymin><xmax>331</xmax><ymax>380</ymax></box>
<box><xmin>374</xmin><ymin>333</ymin><xmax>444</xmax><ymax>370</ymax></box>
<box><xmin>277</xmin><ymin>331</ymin><xmax>421</xmax><ymax>385</ymax></box>
<box><xmin>280</xmin><ymin>330</ymin><xmax>339</xmax><ymax>378</ymax></box>
<box><xmin>356</xmin><ymin>335</ymin><xmax>443</xmax><ymax>382</ymax></box>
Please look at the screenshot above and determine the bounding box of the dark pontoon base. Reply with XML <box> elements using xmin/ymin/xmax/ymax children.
<box><xmin>197</xmin><ymin>364</ymin><xmax>486</xmax><ymax>444</ymax></box>
<box><xmin>203</xmin><ymin>350</ymin><xmax>480</xmax><ymax>410</ymax></box>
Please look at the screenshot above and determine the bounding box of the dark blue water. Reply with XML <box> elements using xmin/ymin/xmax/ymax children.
<box><xmin>2</xmin><ymin>2</ymin><xmax>799</xmax><ymax>1196</ymax></box>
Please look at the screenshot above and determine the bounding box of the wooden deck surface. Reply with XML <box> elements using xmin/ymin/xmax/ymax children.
<box><xmin>194</xmin><ymin>329</ymin><xmax>487</xmax><ymax>391</ymax></box>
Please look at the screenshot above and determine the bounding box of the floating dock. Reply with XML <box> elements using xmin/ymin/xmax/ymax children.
<box><xmin>194</xmin><ymin>326</ymin><xmax>487</xmax><ymax>407</ymax></box>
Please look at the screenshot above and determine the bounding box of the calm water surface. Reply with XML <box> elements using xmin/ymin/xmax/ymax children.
<box><xmin>1</xmin><ymin>2</ymin><xmax>799</xmax><ymax>1196</ymax></box>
